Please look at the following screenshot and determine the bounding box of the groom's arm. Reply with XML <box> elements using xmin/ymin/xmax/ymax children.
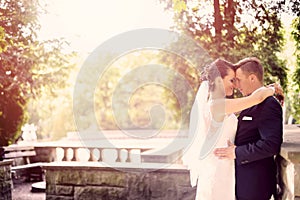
<box><xmin>214</xmin><ymin>97</ymin><xmax>283</xmax><ymax>162</ymax></box>
<box><xmin>234</xmin><ymin>97</ymin><xmax>283</xmax><ymax>165</ymax></box>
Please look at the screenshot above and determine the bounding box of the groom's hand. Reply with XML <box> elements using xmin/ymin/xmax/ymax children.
<box><xmin>213</xmin><ymin>140</ymin><xmax>236</xmax><ymax>160</ymax></box>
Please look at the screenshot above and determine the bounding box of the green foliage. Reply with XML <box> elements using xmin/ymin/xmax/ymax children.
<box><xmin>0</xmin><ymin>0</ymin><xmax>76</xmax><ymax>145</ymax></box>
<box><xmin>276</xmin><ymin>0</ymin><xmax>300</xmax><ymax>123</ymax></box>
<box><xmin>0</xmin><ymin>0</ymin><xmax>40</xmax><ymax>145</ymax></box>
<box><xmin>292</xmin><ymin>17</ymin><xmax>300</xmax><ymax>87</ymax></box>
<box><xmin>290</xmin><ymin>17</ymin><xmax>300</xmax><ymax>123</ymax></box>
<box><xmin>91</xmin><ymin>50</ymin><xmax>185</xmax><ymax>130</ymax></box>
<box><xmin>26</xmin><ymin>39</ymin><xmax>77</xmax><ymax>140</ymax></box>
<box><xmin>160</xmin><ymin>0</ymin><xmax>287</xmax><ymax>86</ymax></box>
<box><xmin>158</xmin><ymin>0</ymin><xmax>289</xmax><ymax>127</ymax></box>
<box><xmin>158</xmin><ymin>36</ymin><xmax>212</xmax><ymax>128</ymax></box>
<box><xmin>277</xmin><ymin>0</ymin><xmax>300</xmax><ymax>17</ymax></box>
<box><xmin>0</xmin><ymin>27</ymin><xmax>8</xmax><ymax>53</ymax></box>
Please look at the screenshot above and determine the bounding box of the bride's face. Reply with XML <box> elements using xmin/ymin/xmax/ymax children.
<box><xmin>222</xmin><ymin>68</ymin><xmax>235</xmax><ymax>96</ymax></box>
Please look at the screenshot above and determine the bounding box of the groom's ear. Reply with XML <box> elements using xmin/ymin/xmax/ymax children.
<box><xmin>249</xmin><ymin>74</ymin><xmax>257</xmax><ymax>82</ymax></box>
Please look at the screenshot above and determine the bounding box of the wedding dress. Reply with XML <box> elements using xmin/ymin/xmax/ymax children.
<box><xmin>183</xmin><ymin>81</ymin><xmax>238</xmax><ymax>200</ymax></box>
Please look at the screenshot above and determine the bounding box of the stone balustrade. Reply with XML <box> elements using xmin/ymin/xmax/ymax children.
<box><xmin>1</xmin><ymin>126</ymin><xmax>299</xmax><ymax>199</ymax></box>
<box><xmin>40</xmin><ymin>125</ymin><xmax>300</xmax><ymax>200</ymax></box>
<box><xmin>33</xmin><ymin>130</ymin><xmax>188</xmax><ymax>164</ymax></box>
<box><xmin>34</xmin><ymin>144</ymin><xmax>154</xmax><ymax>163</ymax></box>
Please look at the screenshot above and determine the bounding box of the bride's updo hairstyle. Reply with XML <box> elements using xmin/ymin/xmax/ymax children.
<box><xmin>201</xmin><ymin>59</ymin><xmax>234</xmax><ymax>92</ymax></box>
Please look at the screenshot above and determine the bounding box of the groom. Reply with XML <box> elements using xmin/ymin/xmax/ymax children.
<box><xmin>214</xmin><ymin>57</ymin><xmax>283</xmax><ymax>200</ymax></box>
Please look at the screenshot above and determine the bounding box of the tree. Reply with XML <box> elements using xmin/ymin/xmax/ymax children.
<box><xmin>0</xmin><ymin>0</ymin><xmax>40</xmax><ymax>146</ymax></box>
<box><xmin>160</xmin><ymin>0</ymin><xmax>287</xmax><ymax>87</ymax></box>
<box><xmin>276</xmin><ymin>0</ymin><xmax>300</xmax><ymax>123</ymax></box>
<box><xmin>26</xmin><ymin>39</ymin><xmax>77</xmax><ymax>140</ymax></box>
<box><xmin>157</xmin><ymin>0</ymin><xmax>289</xmax><ymax>127</ymax></box>
<box><xmin>292</xmin><ymin>18</ymin><xmax>300</xmax><ymax>88</ymax></box>
<box><xmin>289</xmin><ymin>17</ymin><xmax>300</xmax><ymax>123</ymax></box>
<box><xmin>0</xmin><ymin>0</ymin><xmax>76</xmax><ymax>146</ymax></box>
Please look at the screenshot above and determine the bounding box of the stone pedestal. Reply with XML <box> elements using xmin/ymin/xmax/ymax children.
<box><xmin>278</xmin><ymin>125</ymin><xmax>300</xmax><ymax>200</ymax></box>
<box><xmin>33</xmin><ymin>146</ymin><xmax>57</xmax><ymax>163</ymax></box>
<box><xmin>0</xmin><ymin>160</ymin><xmax>13</xmax><ymax>200</ymax></box>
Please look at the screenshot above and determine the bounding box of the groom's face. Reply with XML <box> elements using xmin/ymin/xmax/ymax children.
<box><xmin>235</xmin><ymin>68</ymin><xmax>253</xmax><ymax>96</ymax></box>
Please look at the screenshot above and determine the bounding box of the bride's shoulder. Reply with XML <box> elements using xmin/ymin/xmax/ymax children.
<box><xmin>225</xmin><ymin>113</ymin><xmax>238</xmax><ymax>122</ymax></box>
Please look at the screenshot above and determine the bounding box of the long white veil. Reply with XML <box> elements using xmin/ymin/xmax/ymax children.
<box><xmin>183</xmin><ymin>81</ymin><xmax>210</xmax><ymax>186</ymax></box>
<box><xmin>183</xmin><ymin>81</ymin><xmax>223</xmax><ymax>187</ymax></box>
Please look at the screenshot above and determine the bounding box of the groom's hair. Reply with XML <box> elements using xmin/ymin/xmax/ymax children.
<box><xmin>234</xmin><ymin>57</ymin><xmax>264</xmax><ymax>83</ymax></box>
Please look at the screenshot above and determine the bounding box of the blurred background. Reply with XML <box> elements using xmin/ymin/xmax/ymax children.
<box><xmin>0</xmin><ymin>0</ymin><xmax>299</xmax><ymax>146</ymax></box>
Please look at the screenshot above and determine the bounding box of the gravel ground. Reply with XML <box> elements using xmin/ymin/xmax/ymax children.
<box><xmin>12</xmin><ymin>179</ymin><xmax>45</xmax><ymax>200</ymax></box>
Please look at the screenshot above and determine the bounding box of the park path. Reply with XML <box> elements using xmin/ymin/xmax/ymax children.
<box><xmin>12</xmin><ymin>180</ymin><xmax>45</xmax><ymax>200</ymax></box>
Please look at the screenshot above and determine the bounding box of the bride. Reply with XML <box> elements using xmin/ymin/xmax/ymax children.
<box><xmin>183</xmin><ymin>58</ymin><xmax>281</xmax><ymax>200</ymax></box>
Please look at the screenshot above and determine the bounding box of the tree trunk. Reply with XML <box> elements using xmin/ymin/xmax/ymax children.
<box><xmin>214</xmin><ymin>0</ymin><xmax>223</xmax><ymax>52</ymax></box>
<box><xmin>225</xmin><ymin>0</ymin><xmax>236</xmax><ymax>47</ymax></box>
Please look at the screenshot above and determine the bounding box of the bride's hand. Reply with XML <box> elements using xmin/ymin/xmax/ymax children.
<box><xmin>267</xmin><ymin>83</ymin><xmax>284</xmax><ymax>106</ymax></box>
<box><xmin>214</xmin><ymin>140</ymin><xmax>236</xmax><ymax>160</ymax></box>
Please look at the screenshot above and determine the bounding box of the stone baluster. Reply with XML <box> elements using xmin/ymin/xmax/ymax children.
<box><xmin>115</xmin><ymin>149</ymin><xmax>122</xmax><ymax>162</ymax></box>
<box><xmin>62</xmin><ymin>147</ymin><xmax>68</xmax><ymax>161</ymax></box>
<box><xmin>88</xmin><ymin>148</ymin><xmax>93</xmax><ymax>161</ymax></box>
<box><xmin>71</xmin><ymin>148</ymin><xmax>78</xmax><ymax>161</ymax></box>
<box><xmin>97</xmin><ymin>148</ymin><xmax>103</xmax><ymax>162</ymax></box>
<box><xmin>88</xmin><ymin>148</ymin><xmax>95</xmax><ymax>161</ymax></box>
<box><xmin>126</xmin><ymin>148</ymin><xmax>132</xmax><ymax>163</ymax></box>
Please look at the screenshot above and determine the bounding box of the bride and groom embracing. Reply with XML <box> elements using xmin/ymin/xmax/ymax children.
<box><xmin>183</xmin><ymin>57</ymin><xmax>284</xmax><ymax>200</ymax></box>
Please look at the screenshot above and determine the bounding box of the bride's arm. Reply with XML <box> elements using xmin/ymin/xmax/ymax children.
<box><xmin>211</xmin><ymin>86</ymin><xmax>276</xmax><ymax>120</ymax></box>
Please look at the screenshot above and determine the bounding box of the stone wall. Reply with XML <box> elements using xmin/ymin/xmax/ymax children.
<box><xmin>0</xmin><ymin>160</ymin><xmax>13</xmax><ymax>200</ymax></box>
<box><xmin>44</xmin><ymin>162</ymin><xmax>196</xmax><ymax>200</ymax></box>
<box><xmin>40</xmin><ymin>125</ymin><xmax>300</xmax><ymax>200</ymax></box>
<box><xmin>277</xmin><ymin>125</ymin><xmax>300</xmax><ymax>200</ymax></box>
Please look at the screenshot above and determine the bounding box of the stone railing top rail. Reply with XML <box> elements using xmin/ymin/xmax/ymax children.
<box><xmin>65</xmin><ymin>129</ymin><xmax>188</xmax><ymax>140</ymax></box>
<box><xmin>42</xmin><ymin>161</ymin><xmax>188</xmax><ymax>172</ymax></box>
<box><xmin>34</xmin><ymin>135</ymin><xmax>190</xmax><ymax>150</ymax></box>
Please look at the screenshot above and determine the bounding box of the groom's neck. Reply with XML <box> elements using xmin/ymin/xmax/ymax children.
<box><xmin>248</xmin><ymin>82</ymin><xmax>263</xmax><ymax>95</ymax></box>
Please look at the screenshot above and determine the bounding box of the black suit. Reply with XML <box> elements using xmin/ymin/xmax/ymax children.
<box><xmin>235</xmin><ymin>96</ymin><xmax>283</xmax><ymax>200</ymax></box>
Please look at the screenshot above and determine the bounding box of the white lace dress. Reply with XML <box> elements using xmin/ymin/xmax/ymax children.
<box><xmin>183</xmin><ymin>81</ymin><xmax>238</xmax><ymax>200</ymax></box>
<box><xmin>195</xmin><ymin>114</ymin><xmax>237</xmax><ymax>200</ymax></box>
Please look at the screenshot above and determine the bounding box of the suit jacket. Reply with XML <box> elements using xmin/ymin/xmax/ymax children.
<box><xmin>235</xmin><ymin>96</ymin><xmax>283</xmax><ymax>200</ymax></box>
